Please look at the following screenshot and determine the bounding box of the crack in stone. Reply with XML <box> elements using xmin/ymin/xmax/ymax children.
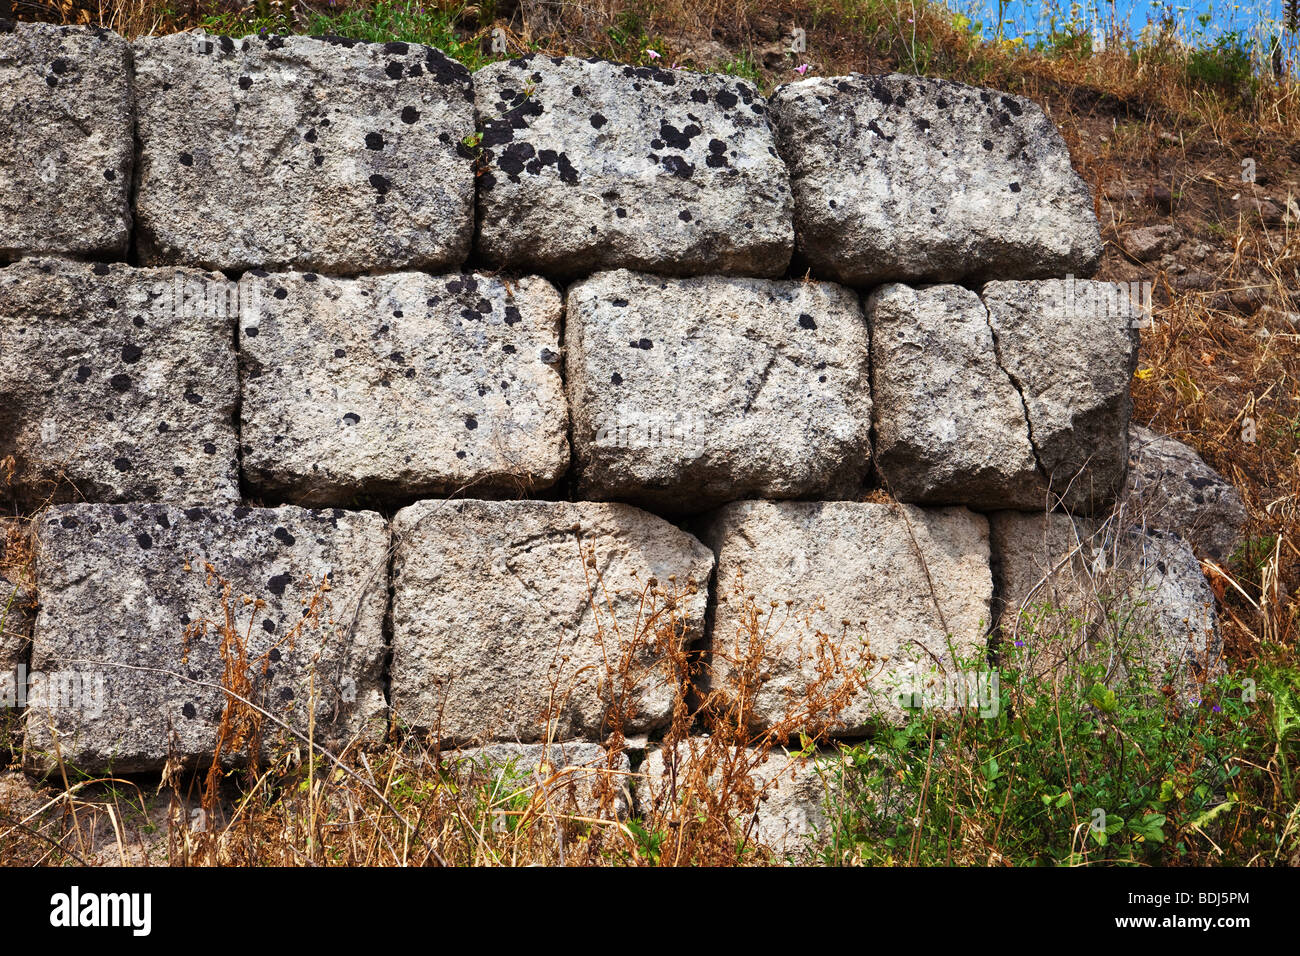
<box><xmin>980</xmin><ymin>296</ymin><xmax>1048</xmax><ymax>484</ymax></box>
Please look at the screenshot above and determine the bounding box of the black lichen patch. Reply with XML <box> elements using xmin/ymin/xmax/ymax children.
<box><xmin>113</xmin><ymin>456</ymin><xmax>133</xmax><ymax>472</ymax></box>
<box><xmin>267</xmin><ymin>572</ymin><xmax>292</xmax><ymax>596</ymax></box>
<box><xmin>465</xmin><ymin>415</ymin><xmax>478</xmax><ymax>430</ymax></box>
<box><xmin>401</xmin><ymin>105</ymin><xmax>419</xmax><ymax>124</ymax></box>
<box><xmin>365</xmin><ymin>131</ymin><xmax>385</xmax><ymax>150</ymax></box>
<box><xmin>274</xmin><ymin>526</ymin><xmax>296</xmax><ymax>546</ymax></box>
<box><xmin>136</xmin><ymin>531</ymin><xmax>152</xmax><ymax>549</ymax></box>
<box><xmin>661</xmin><ymin>155</ymin><xmax>693</xmax><ymax>179</ymax></box>
<box><xmin>798</xmin><ymin>313</ymin><xmax>818</xmax><ymax>330</ymax></box>
<box><xmin>238</xmin><ymin>75</ymin><xmax>253</xmax><ymax>90</ymax></box>
<box><xmin>109</xmin><ymin>373</ymin><xmax>132</xmax><ymax>392</ymax></box>
<box><xmin>610</xmin><ymin>372</ymin><xmax>623</xmax><ymax>385</ymax></box>
<box><xmin>590</xmin><ymin>112</ymin><xmax>607</xmax><ymax>129</ymax></box>
<box><xmin>343</xmin><ymin>412</ymin><xmax>361</xmax><ymax>425</ymax></box>
<box><xmin>368</xmin><ymin>174</ymin><xmax>391</xmax><ymax>195</ymax></box>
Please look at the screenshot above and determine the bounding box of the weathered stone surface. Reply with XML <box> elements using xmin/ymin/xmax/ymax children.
<box><xmin>637</xmin><ymin>742</ymin><xmax>858</xmax><ymax>859</ymax></box>
<box><xmin>0</xmin><ymin>519</ymin><xmax>34</xmax><ymax>683</ymax></box>
<box><xmin>1124</xmin><ymin>425</ymin><xmax>1248</xmax><ymax>564</ymax></box>
<box><xmin>26</xmin><ymin>503</ymin><xmax>389</xmax><ymax>773</ymax></box>
<box><xmin>474</xmin><ymin>55</ymin><xmax>792</xmax><ymax>278</ymax></box>
<box><xmin>0</xmin><ymin>22</ymin><xmax>132</xmax><ymax>262</ymax></box>
<box><xmin>768</xmin><ymin>74</ymin><xmax>1101</xmax><ymax>285</ymax></box>
<box><xmin>705</xmin><ymin>501</ymin><xmax>994</xmax><ymax>733</ymax></box>
<box><xmin>441</xmin><ymin>742</ymin><xmax>631</xmax><ymax>818</ymax></box>
<box><xmin>982</xmin><ymin>278</ymin><xmax>1139</xmax><ymax>513</ymax></box>
<box><xmin>133</xmin><ymin>32</ymin><xmax>476</xmax><ymax>273</ymax></box>
<box><xmin>240</xmin><ymin>271</ymin><xmax>568</xmax><ymax>505</ymax></box>
<box><xmin>868</xmin><ymin>283</ymin><xmax>1040</xmax><ymax>508</ymax></box>
<box><xmin>0</xmin><ymin>258</ymin><xmax>240</xmax><ymax>507</ymax></box>
<box><xmin>1125</xmin><ymin>224</ymin><xmax>1181</xmax><ymax>262</ymax></box>
<box><xmin>566</xmin><ymin>270</ymin><xmax>872</xmax><ymax>512</ymax></box>
<box><xmin>991</xmin><ymin>511</ymin><xmax>1221</xmax><ymax>697</ymax></box>
<box><xmin>390</xmin><ymin>499</ymin><xmax>714</xmax><ymax>744</ymax></box>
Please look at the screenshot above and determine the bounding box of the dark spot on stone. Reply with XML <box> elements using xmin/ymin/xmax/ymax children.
<box><xmin>113</xmin><ymin>456</ymin><xmax>132</xmax><ymax>472</ymax></box>
<box><xmin>678</xmin><ymin>209</ymin><xmax>691</xmax><ymax>222</ymax></box>
<box><xmin>504</xmin><ymin>306</ymin><xmax>521</xmax><ymax>325</ymax></box>
<box><xmin>611</xmin><ymin>298</ymin><xmax>628</xmax><ymax>307</ymax></box>
<box><xmin>661</xmin><ymin>155</ymin><xmax>693</xmax><ymax>179</ymax></box>
<box><xmin>75</xmin><ymin>366</ymin><xmax>92</xmax><ymax>383</ymax></box>
<box><xmin>263</xmin><ymin>619</ymin><xmax>276</xmax><ymax>634</ymax></box>
<box><xmin>1009</xmin><ymin>182</ymin><xmax>1021</xmax><ymax>192</ymax></box>
<box><xmin>611</xmin><ymin>372</ymin><xmax>623</xmax><ymax>385</ymax></box>
<box><xmin>274</xmin><ymin>527</ymin><xmax>296</xmax><ymax>545</ymax></box>
<box><xmin>365</xmin><ymin>131</ymin><xmax>385</xmax><ymax>150</ymax></box>
<box><xmin>304</xmin><ymin>128</ymin><xmax>318</xmax><ymax>143</ymax></box>
<box><xmin>690</xmin><ymin>89</ymin><xmax>708</xmax><ymax>103</ymax></box>
<box><xmin>267</xmin><ymin>572</ymin><xmax>292</xmax><ymax>596</ymax></box>
<box><xmin>982</xmin><ymin>139</ymin><xmax>993</xmax><ymax>150</ymax></box>
<box><xmin>179</xmin><ymin>152</ymin><xmax>193</xmax><ymax>166</ymax></box>
<box><xmin>343</xmin><ymin>412</ymin><xmax>360</xmax><ymax>425</ymax></box>
<box><xmin>798</xmin><ymin>313</ymin><xmax>818</xmax><ymax>330</ymax></box>
<box><xmin>135</xmin><ymin>531</ymin><xmax>152</xmax><ymax>549</ymax></box>
<box><xmin>182</xmin><ymin>702</ymin><xmax>196</xmax><ymax>718</ymax></box>
<box><xmin>386</xmin><ymin>61</ymin><xmax>404</xmax><ymax>80</ymax></box>
<box><xmin>203</xmin><ymin>442</ymin><xmax>217</xmax><ymax>454</ymax></box>
<box><xmin>465</xmin><ymin>416</ymin><xmax>478</xmax><ymax>430</ymax></box>
<box><xmin>615</xmin><ymin>207</ymin><xmax>627</xmax><ymax>218</ymax></box>
<box><xmin>238</xmin><ymin>75</ymin><xmax>252</xmax><ymax>90</ymax></box>
<box><xmin>715</xmin><ymin>89</ymin><xmax>738</xmax><ymax>109</ymax></box>
<box><xmin>104</xmin><ymin>169</ymin><xmax>116</xmax><ymax>181</ymax></box>
<box><xmin>401</xmin><ymin>105</ymin><xmax>419</xmax><ymax>124</ymax></box>
<box><xmin>184</xmin><ymin>391</ymin><xmax>202</xmax><ymax>404</ymax></box>
<box><xmin>590</xmin><ymin>112</ymin><xmax>607</xmax><ymax>129</ymax></box>
<box><xmin>384</xmin><ymin>41</ymin><xmax>409</xmax><ymax>55</ymax></box>
<box><xmin>110</xmin><ymin>373</ymin><xmax>131</xmax><ymax>392</ymax></box>
<box><xmin>369</xmin><ymin>174</ymin><xmax>391</xmax><ymax>194</ymax></box>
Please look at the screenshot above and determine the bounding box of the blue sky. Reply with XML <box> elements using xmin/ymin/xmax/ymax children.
<box><xmin>952</xmin><ymin>0</ymin><xmax>1289</xmax><ymax>43</ymax></box>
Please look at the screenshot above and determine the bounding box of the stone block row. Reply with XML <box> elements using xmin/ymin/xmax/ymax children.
<box><xmin>1</xmin><ymin>258</ymin><xmax>1138</xmax><ymax>515</ymax></box>
<box><xmin>17</xmin><ymin>497</ymin><xmax>1216</xmax><ymax>772</ymax></box>
<box><xmin>2</xmin><ymin>23</ymin><xmax>1101</xmax><ymax>283</ymax></box>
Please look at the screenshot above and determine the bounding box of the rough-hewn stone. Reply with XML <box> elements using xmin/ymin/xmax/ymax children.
<box><xmin>0</xmin><ymin>258</ymin><xmax>240</xmax><ymax>507</ymax></box>
<box><xmin>240</xmin><ymin>270</ymin><xmax>567</xmax><ymax>505</ymax></box>
<box><xmin>26</xmin><ymin>503</ymin><xmax>389</xmax><ymax>773</ymax></box>
<box><xmin>390</xmin><ymin>499</ymin><xmax>714</xmax><ymax>744</ymax></box>
<box><xmin>440</xmin><ymin>742</ymin><xmax>631</xmax><ymax>818</ymax></box>
<box><xmin>566</xmin><ymin>270</ymin><xmax>872</xmax><ymax>512</ymax></box>
<box><xmin>1124</xmin><ymin>425</ymin><xmax>1248</xmax><ymax>564</ymax></box>
<box><xmin>982</xmin><ymin>278</ymin><xmax>1139</xmax><ymax>513</ymax></box>
<box><xmin>473</xmin><ymin>55</ymin><xmax>792</xmax><ymax>278</ymax></box>
<box><xmin>704</xmin><ymin>501</ymin><xmax>994</xmax><ymax>733</ymax></box>
<box><xmin>868</xmin><ymin>283</ymin><xmax>1040</xmax><ymax>508</ymax></box>
<box><xmin>133</xmin><ymin>32</ymin><xmax>475</xmax><ymax>273</ymax></box>
<box><xmin>0</xmin><ymin>22</ymin><xmax>132</xmax><ymax>262</ymax></box>
<box><xmin>991</xmin><ymin>511</ymin><xmax>1221</xmax><ymax>698</ymax></box>
<box><xmin>768</xmin><ymin>73</ymin><xmax>1101</xmax><ymax>285</ymax></box>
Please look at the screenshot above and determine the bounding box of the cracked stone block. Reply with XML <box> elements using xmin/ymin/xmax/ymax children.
<box><xmin>1</xmin><ymin>519</ymin><xmax>34</xmax><ymax>690</ymax></box>
<box><xmin>474</xmin><ymin>55</ymin><xmax>793</xmax><ymax>278</ymax></box>
<box><xmin>991</xmin><ymin>511</ymin><xmax>1222</xmax><ymax>698</ymax></box>
<box><xmin>133</xmin><ymin>33</ymin><xmax>476</xmax><ymax>273</ymax></box>
<box><xmin>390</xmin><ymin>499</ymin><xmax>714</xmax><ymax>745</ymax></box>
<box><xmin>868</xmin><ymin>283</ymin><xmax>1041</xmax><ymax>509</ymax></box>
<box><xmin>239</xmin><ymin>270</ymin><xmax>568</xmax><ymax>505</ymax></box>
<box><xmin>566</xmin><ymin>270</ymin><xmax>872</xmax><ymax>512</ymax></box>
<box><xmin>1124</xmin><ymin>425</ymin><xmax>1248</xmax><ymax>564</ymax></box>
<box><xmin>0</xmin><ymin>258</ymin><xmax>240</xmax><ymax>507</ymax></box>
<box><xmin>440</xmin><ymin>742</ymin><xmax>632</xmax><ymax>819</ymax></box>
<box><xmin>0</xmin><ymin>22</ymin><xmax>133</xmax><ymax>262</ymax></box>
<box><xmin>704</xmin><ymin>501</ymin><xmax>994</xmax><ymax>734</ymax></box>
<box><xmin>26</xmin><ymin>503</ymin><xmax>389</xmax><ymax>773</ymax></box>
<box><xmin>768</xmin><ymin>74</ymin><xmax>1101</xmax><ymax>285</ymax></box>
<box><xmin>982</xmin><ymin>278</ymin><xmax>1139</xmax><ymax>513</ymax></box>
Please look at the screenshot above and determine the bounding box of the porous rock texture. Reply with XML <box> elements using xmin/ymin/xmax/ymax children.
<box><xmin>1</xmin><ymin>519</ymin><xmax>35</xmax><ymax>683</ymax></box>
<box><xmin>0</xmin><ymin>22</ymin><xmax>133</xmax><ymax>262</ymax></box>
<box><xmin>240</xmin><ymin>270</ymin><xmax>568</xmax><ymax>505</ymax></box>
<box><xmin>991</xmin><ymin>511</ymin><xmax>1221</xmax><ymax>697</ymax></box>
<box><xmin>0</xmin><ymin>258</ymin><xmax>240</xmax><ymax>507</ymax></box>
<box><xmin>566</xmin><ymin>270</ymin><xmax>872</xmax><ymax>512</ymax></box>
<box><xmin>474</xmin><ymin>55</ymin><xmax>793</xmax><ymax>278</ymax></box>
<box><xmin>982</xmin><ymin>278</ymin><xmax>1140</xmax><ymax>513</ymax></box>
<box><xmin>133</xmin><ymin>32</ymin><xmax>476</xmax><ymax>273</ymax></box>
<box><xmin>440</xmin><ymin>742</ymin><xmax>632</xmax><ymax>819</ymax></box>
<box><xmin>768</xmin><ymin>73</ymin><xmax>1101</xmax><ymax>285</ymax></box>
<box><xmin>1123</xmin><ymin>424</ymin><xmax>1248</xmax><ymax>564</ymax></box>
<box><xmin>868</xmin><ymin>283</ymin><xmax>1040</xmax><ymax>508</ymax></box>
<box><xmin>390</xmin><ymin>499</ymin><xmax>714</xmax><ymax>744</ymax></box>
<box><xmin>26</xmin><ymin>503</ymin><xmax>389</xmax><ymax>773</ymax></box>
<box><xmin>705</xmin><ymin>501</ymin><xmax>994</xmax><ymax>733</ymax></box>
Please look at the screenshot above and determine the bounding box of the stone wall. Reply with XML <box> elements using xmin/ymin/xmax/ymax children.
<box><xmin>1</xmin><ymin>21</ymin><xmax>1235</xmax><ymax>842</ymax></box>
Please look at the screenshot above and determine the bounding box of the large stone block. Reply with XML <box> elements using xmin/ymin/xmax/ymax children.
<box><xmin>0</xmin><ymin>258</ymin><xmax>240</xmax><ymax>507</ymax></box>
<box><xmin>990</xmin><ymin>511</ymin><xmax>1221</xmax><ymax>698</ymax></box>
<box><xmin>868</xmin><ymin>283</ymin><xmax>1040</xmax><ymax>509</ymax></box>
<box><xmin>982</xmin><ymin>278</ymin><xmax>1139</xmax><ymax>513</ymax></box>
<box><xmin>133</xmin><ymin>33</ymin><xmax>476</xmax><ymax>273</ymax></box>
<box><xmin>705</xmin><ymin>501</ymin><xmax>994</xmax><ymax>734</ymax></box>
<box><xmin>26</xmin><ymin>503</ymin><xmax>389</xmax><ymax>773</ymax></box>
<box><xmin>768</xmin><ymin>74</ymin><xmax>1101</xmax><ymax>285</ymax></box>
<box><xmin>474</xmin><ymin>55</ymin><xmax>792</xmax><ymax>278</ymax></box>
<box><xmin>1124</xmin><ymin>425</ymin><xmax>1248</xmax><ymax>564</ymax></box>
<box><xmin>239</xmin><ymin>270</ymin><xmax>568</xmax><ymax>505</ymax></box>
<box><xmin>566</xmin><ymin>270</ymin><xmax>872</xmax><ymax>512</ymax></box>
<box><xmin>390</xmin><ymin>499</ymin><xmax>714</xmax><ymax>744</ymax></box>
<box><xmin>0</xmin><ymin>22</ymin><xmax>132</xmax><ymax>262</ymax></box>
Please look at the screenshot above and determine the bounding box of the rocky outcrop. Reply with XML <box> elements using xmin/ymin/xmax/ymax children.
<box><xmin>389</xmin><ymin>499</ymin><xmax>714</xmax><ymax>744</ymax></box>
<box><xmin>0</xmin><ymin>22</ymin><xmax>133</xmax><ymax>262</ymax></box>
<box><xmin>473</xmin><ymin>55</ymin><xmax>793</xmax><ymax>278</ymax></box>
<box><xmin>26</xmin><ymin>503</ymin><xmax>389</xmax><ymax>773</ymax></box>
<box><xmin>566</xmin><ymin>270</ymin><xmax>872</xmax><ymax>512</ymax></box>
<box><xmin>768</xmin><ymin>73</ymin><xmax>1101</xmax><ymax>285</ymax></box>
<box><xmin>0</xmin><ymin>258</ymin><xmax>240</xmax><ymax>507</ymax></box>
<box><xmin>133</xmin><ymin>32</ymin><xmax>476</xmax><ymax>273</ymax></box>
<box><xmin>239</xmin><ymin>270</ymin><xmax>568</xmax><ymax>505</ymax></box>
<box><xmin>1123</xmin><ymin>425</ymin><xmax>1248</xmax><ymax>564</ymax></box>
